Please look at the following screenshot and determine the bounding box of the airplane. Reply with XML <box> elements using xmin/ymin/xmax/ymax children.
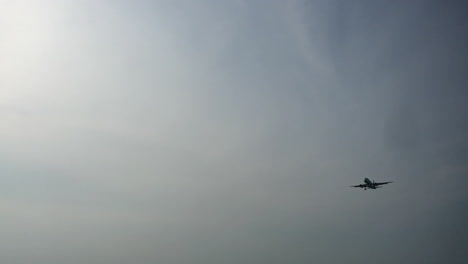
<box><xmin>351</xmin><ymin>178</ymin><xmax>393</xmax><ymax>190</ymax></box>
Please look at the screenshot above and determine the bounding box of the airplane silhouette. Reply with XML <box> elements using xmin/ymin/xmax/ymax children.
<box><xmin>351</xmin><ymin>178</ymin><xmax>392</xmax><ymax>190</ymax></box>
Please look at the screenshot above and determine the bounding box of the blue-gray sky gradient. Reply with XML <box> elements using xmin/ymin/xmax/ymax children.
<box><xmin>1</xmin><ymin>1</ymin><xmax>467</xmax><ymax>263</ymax></box>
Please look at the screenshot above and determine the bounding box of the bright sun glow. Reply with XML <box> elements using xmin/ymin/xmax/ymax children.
<box><xmin>0</xmin><ymin>1</ymin><xmax>62</xmax><ymax>105</ymax></box>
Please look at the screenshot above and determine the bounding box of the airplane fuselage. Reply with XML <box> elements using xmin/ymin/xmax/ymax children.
<box><xmin>364</xmin><ymin>178</ymin><xmax>377</xmax><ymax>189</ymax></box>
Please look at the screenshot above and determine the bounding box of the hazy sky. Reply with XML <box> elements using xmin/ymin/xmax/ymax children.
<box><xmin>1</xmin><ymin>1</ymin><xmax>467</xmax><ymax>263</ymax></box>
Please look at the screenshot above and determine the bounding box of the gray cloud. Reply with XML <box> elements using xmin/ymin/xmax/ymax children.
<box><xmin>1</xmin><ymin>0</ymin><xmax>467</xmax><ymax>263</ymax></box>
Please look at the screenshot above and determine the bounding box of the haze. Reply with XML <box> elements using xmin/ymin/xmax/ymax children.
<box><xmin>1</xmin><ymin>1</ymin><xmax>467</xmax><ymax>263</ymax></box>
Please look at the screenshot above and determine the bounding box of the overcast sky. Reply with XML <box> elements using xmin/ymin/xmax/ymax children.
<box><xmin>1</xmin><ymin>1</ymin><xmax>467</xmax><ymax>263</ymax></box>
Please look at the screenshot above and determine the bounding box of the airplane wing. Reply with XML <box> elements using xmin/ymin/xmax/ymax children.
<box><xmin>374</xmin><ymin>181</ymin><xmax>392</xmax><ymax>186</ymax></box>
<box><xmin>350</xmin><ymin>184</ymin><xmax>366</xmax><ymax>188</ymax></box>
